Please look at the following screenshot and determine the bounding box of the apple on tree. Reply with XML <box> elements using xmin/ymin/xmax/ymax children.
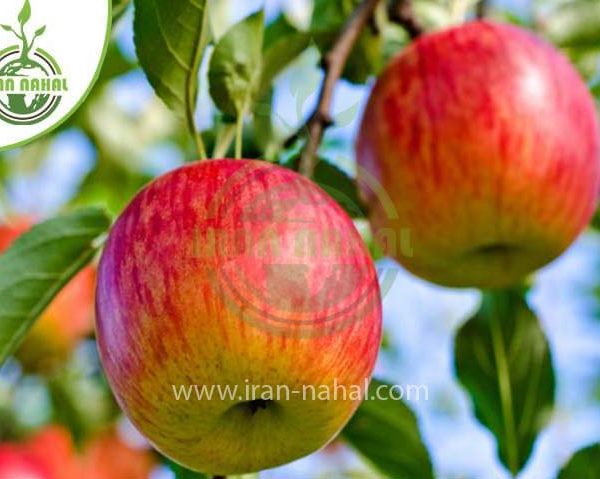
<box><xmin>95</xmin><ymin>159</ymin><xmax>382</xmax><ymax>475</ymax></box>
<box><xmin>357</xmin><ymin>20</ymin><xmax>600</xmax><ymax>288</ymax></box>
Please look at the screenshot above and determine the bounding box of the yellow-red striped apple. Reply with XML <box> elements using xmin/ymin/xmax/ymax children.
<box><xmin>95</xmin><ymin>159</ymin><xmax>382</xmax><ymax>475</ymax></box>
<box><xmin>357</xmin><ymin>21</ymin><xmax>600</xmax><ymax>288</ymax></box>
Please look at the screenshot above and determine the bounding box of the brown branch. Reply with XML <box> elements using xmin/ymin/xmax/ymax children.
<box><xmin>476</xmin><ymin>0</ymin><xmax>490</xmax><ymax>19</ymax></box>
<box><xmin>297</xmin><ymin>0</ymin><xmax>383</xmax><ymax>178</ymax></box>
<box><xmin>388</xmin><ymin>0</ymin><xmax>424</xmax><ymax>40</ymax></box>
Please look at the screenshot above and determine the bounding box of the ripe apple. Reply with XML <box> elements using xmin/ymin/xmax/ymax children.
<box><xmin>0</xmin><ymin>446</ymin><xmax>49</xmax><ymax>479</ymax></box>
<box><xmin>357</xmin><ymin>20</ymin><xmax>600</xmax><ymax>288</ymax></box>
<box><xmin>80</xmin><ymin>428</ymin><xmax>156</xmax><ymax>479</ymax></box>
<box><xmin>0</xmin><ymin>219</ymin><xmax>96</xmax><ymax>373</ymax></box>
<box><xmin>0</xmin><ymin>426</ymin><xmax>80</xmax><ymax>479</ymax></box>
<box><xmin>23</xmin><ymin>427</ymin><xmax>80</xmax><ymax>479</ymax></box>
<box><xmin>96</xmin><ymin>159</ymin><xmax>382</xmax><ymax>475</ymax></box>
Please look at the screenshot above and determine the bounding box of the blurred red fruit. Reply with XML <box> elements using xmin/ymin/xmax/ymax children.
<box><xmin>0</xmin><ymin>426</ymin><xmax>80</xmax><ymax>479</ymax></box>
<box><xmin>80</xmin><ymin>429</ymin><xmax>156</xmax><ymax>479</ymax></box>
<box><xmin>0</xmin><ymin>445</ymin><xmax>50</xmax><ymax>479</ymax></box>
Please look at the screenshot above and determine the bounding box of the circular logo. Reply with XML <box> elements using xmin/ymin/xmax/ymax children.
<box><xmin>0</xmin><ymin>46</ymin><xmax>62</xmax><ymax>125</ymax></box>
<box><xmin>199</xmin><ymin>162</ymin><xmax>381</xmax><ymax>338</ymax></box>
<box><xmin>0</xmin><ymin>0</ymin><xmax>110</xmax><ymax>149</ymax></box>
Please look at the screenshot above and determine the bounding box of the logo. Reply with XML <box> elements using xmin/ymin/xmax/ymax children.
<box><xmin>193</xmin><ymin>162</ymin><xmax>382</xmax><ymax>338</ymax></box>
<box><xmin>0</xmin><ymin>2</ymin><xmax>66</xmax><ymax>125</ymax></box>
<box><xmin>0</xmin><ymin>0</ymin><xmax>110</xmax><ymax>149</ymax></box>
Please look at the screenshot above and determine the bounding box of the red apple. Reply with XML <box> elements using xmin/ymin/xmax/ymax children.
<box><xmin>0</xmin><ymin>426</ymin><xmax>80</xmax><ymax>479</ymax></box>
<box><xmin>80</xmin><ymin>428</ymin><xmax>156</xmax><ymax>479</ymax></box>
<box><xmin>357</xmin><ymin>20</ymin><xmax>600</xmax><ymax>288</ymax></box>
<box><xmin>96</xmin><ymin>159</ymin><xmax>382</xmax><ymax>475</ymax></box>
<box><xmin>0</xmin><ymin>219</ymin><xmax>96</xmax><ymax>372</ymax></box>
<box><xmin>0</xmin><ymin>446</ymin><xmax>49</xmax><ymax>479</ymax></box>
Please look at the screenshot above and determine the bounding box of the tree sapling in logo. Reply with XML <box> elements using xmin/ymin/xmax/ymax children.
<box><xmin>0</xmin><ymin>0</ymin><xmax>110</xmax><ymax>150</ymax></box>
<box><xmin>0</xmin><ymin>1</ymin><xmax>66</xmax><ymax>125</ymax></box>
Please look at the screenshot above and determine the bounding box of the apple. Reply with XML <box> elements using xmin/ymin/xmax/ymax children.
<box><xmin>0</xmin><ymin>446</ymin><xmax>49</xmax><ymax>479</ymax></box>
<box><xmin>80</xmin><ymin>428</ymin><xmax>156</xmax><ymax>479</ymax></box>
<box><xmin>0</xmin><ymin>219</ymin><xmax>96</xmax><ymax>373</ymax></box>
<box><xmin>356</xmin><ymin>20</ymin><xmax>600</xmax><ymax>288</ymax></box>
<box><xmin>96</xmin><ymin>159</ymin><xmax>382</xmax><ymax>475</ymax></box>
<box><xmin>23</xmin><ymin>427</ymin><xmax>80</xmax><ymax>479</ymax></box>
<box><xmin>0</xmin><ymin>427</ymin><xmax>80</xmax><ymax>479</ymax></box>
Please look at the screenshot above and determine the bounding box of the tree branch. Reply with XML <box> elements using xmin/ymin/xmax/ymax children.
<box><xmin>297</xmin><ymin>0</ymin><xmax>383</xmax><ymax>178</ymax></box>
<box><xmin>476</xmin><ymin>0</ymin><xmax>490</xmax><ymax>19</ymax></box>
<box><xmin>388</xmin><ymin>0</ymin><xmax>424</xmax><ymax>40</ymax></box>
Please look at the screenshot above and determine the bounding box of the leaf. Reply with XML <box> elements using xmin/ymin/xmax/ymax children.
<box><xmin>164</xmin><ymin>459</ymin><xmax>208</xmax><ymax>478</ymax></box>
<box><xmin>34</xmin><ymin>25</ymin><xmax>46</xmax><ymax>37</ymax></box>
<box><xmin>342</xmin><ymin>379</ymin><xmax>434</xmax><ymax>479</ymax></box>
<box><xmin>259</xmin><ymin>15</ymin><xmax>312</xmax><ymax>97</ymax></box>
<box><xmin>0</xmin><ymin>208</ymin><xmax>111</xmax><ymax>366</ymax></box>
<box><xmin>18</xmin><ymin>0</ymin><xmax>31</xmax><ymax>26</ymax></box>
<box><xmin>310</xmin><ymin>0</ymin><xmax>384</xmax><ymax>84</ymax></box>
<box><xmin>0</xmin><ymin>25</ymin><xmax>12</xmax><ymax>32</ymax></box>
<box><xmin>558</xmin><ymin>443</ymin><xmax>600</xmax><ymax>478</ymax></box>
<box><xmin>280</xmin><ymin>156</ymin><xmax>367</xmax><ymax>218</ymax></box>
<box><xmin>545</xmin><ymin>1</ymin><xmax>600</xmax><ymax>48</ymax></box>
<box><xmin>455</xmin><ymin>289</ymin><xmax>556</xmax><ymax>476</ymax></box>
<box><xmin>209</xmin><ymin>11</ymin><xmax>265</xmax><ymax>118</ymax></box>
<box><xmin>133</xmin><ymin>0</ymin><xmax>211</xmax><ymax>121</ymax></box>
<box><xmin>113</xmin><ymin>0</ymin><xmax>131</xmax><ymax>22</ymax></box>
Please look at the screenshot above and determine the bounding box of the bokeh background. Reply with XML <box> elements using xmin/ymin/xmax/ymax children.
<box><xmin>0</xmin><ymin>0</ymin><xmax>599</xmax><ymax>478</ymax></box>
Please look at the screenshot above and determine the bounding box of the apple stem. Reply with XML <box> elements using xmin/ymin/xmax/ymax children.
<box><xmin>296</xmin><ymin>0</ymin><xmax>383</xmax><ymax>179</ymax></box>
<box><xmin>387</xmin><ymin>0</ymin><xmax>424</xmax><ymax>40</ymax></box>
<box><xmin>476</xmin><ymin>0</ymin><xmax>490</xmax><ymax>19</ymax></box>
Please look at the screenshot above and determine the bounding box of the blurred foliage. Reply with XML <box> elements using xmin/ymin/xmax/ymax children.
<box><xmin>558</xmin><ymin>443</ymin><xmax>600</xmax><ymax>478</ymax></box>
<box><xmin>343</xmin><ymin>379</ymin><xmax>434</xmax><ymax>479</ymax></box>
<box><xmin>455</xmin><ymin>289</ymin><xmax>556</xmax><ymax>476</ymax></box>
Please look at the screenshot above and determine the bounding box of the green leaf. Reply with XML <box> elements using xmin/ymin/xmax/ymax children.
<box><xmin>280</xmin><ymin>156</ymin><xmax>366</xmax><ymax>218</ymax></box>
<box><xmin>0</xmin><ymin>25</ymin><xmax>12</xmax><ymax>32</ymax></box>
<box><xmin>545</xmin><ymin>1</ymin><xmax>600</xmax><ymax>48</ymax></box>
<box><xmin>455</xmin><ymin>290</ymin><xmax>556</xmax><ymax>476</ymax></box>
<box><xmin>259</xmin><ymin>15</ymin><xmax>312</xmax><ymax>97</ymax></box>
<box><xmin>34</xmin><ymin>25</ymin><xmax>46</xmax><ymax>37</ymax></box>
<box><xmin>18</xmin><ymin>0</ymin><xmax>31</xmax><ymax>26</ymax></box>
<box><xmin>311</xmin><ymin>0</ymin><xmax>384</xmax><ymax>84</ymax></box>
<box><xmin>112</xmin><ymin>0</ymin><xmax>131</xmax><ymax>22</ymax></box>
<box><xmin>558</xmin><ymin>443</ymin><xmax>600</xmax><ymax>479</ymax></box>
<box><xmin>209</xmin><ymin>11</ymin><xmax>265</xmax><ymax>118</ymax></box>
<box><xmin>133</xmin><ymin>0</ymin><xmax>211</xmax><ymax>121</ymax></box>
<box><xmin>164</xmin><ymin>459</ymin><xmax>208</xmax><ymax>478</ymax></box>
<box><xmin>313</xmin><ymin>161</ymin><xmax>366</xmax><ymax>218</ymax></box>
<box><xmin>0</xmin><ymin>209</ymin><xmax>111</xmax><ymax>366</ymax></box>
<box><xmin>343</xmin><ymin>379</ymin><xmax>434</xmax><ymax>479</ymax></box>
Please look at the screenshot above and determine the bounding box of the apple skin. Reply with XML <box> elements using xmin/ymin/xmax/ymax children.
<box><xmin>0</xmin><ymin>427</ymin><xmax>80</xmax><ymax>479</ymax></box>
<box><xmin>95</xmin><ymin>159</ymin><xmax>382</xmax><ymax>475</ymax></box>
<box><xmin>80</xmin><ymin>428</ymin><xmax>156</xmax><ymax>479</ymax></box>
<box><xmin>357</xmin><ymin>20</ymin><xmax>600</xmax><ymax>288</ymax></box>
<box><xmin>0</xmin><ymin>446</ymin><xmax>49</xmax><ymax>479</ymax></box>
<box><xmin>0</xmin><ymin>220</ymin><xmax>96</xmax><ymax>373</ymax></box>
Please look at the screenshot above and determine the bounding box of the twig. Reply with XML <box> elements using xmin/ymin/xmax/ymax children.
<box><xmin>476</xmin><ymin>0</ymin><xmax>490</xmax><ymax>19</ymax></box>
<box><xmin>297</xmin><ymin>0</ymin><xmax>383</xmax><ymax>178</ymax></box>
<box><xmin>388</xmin><ymin>0</ymin><xmax>424</xmax><ymax>40</ymax></box>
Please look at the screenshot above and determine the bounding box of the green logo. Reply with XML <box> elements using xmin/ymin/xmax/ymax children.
<box><xmin>0</xmin><ymin>0</ymin><xmax>67</xmax><ymax>125</ymax></box>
